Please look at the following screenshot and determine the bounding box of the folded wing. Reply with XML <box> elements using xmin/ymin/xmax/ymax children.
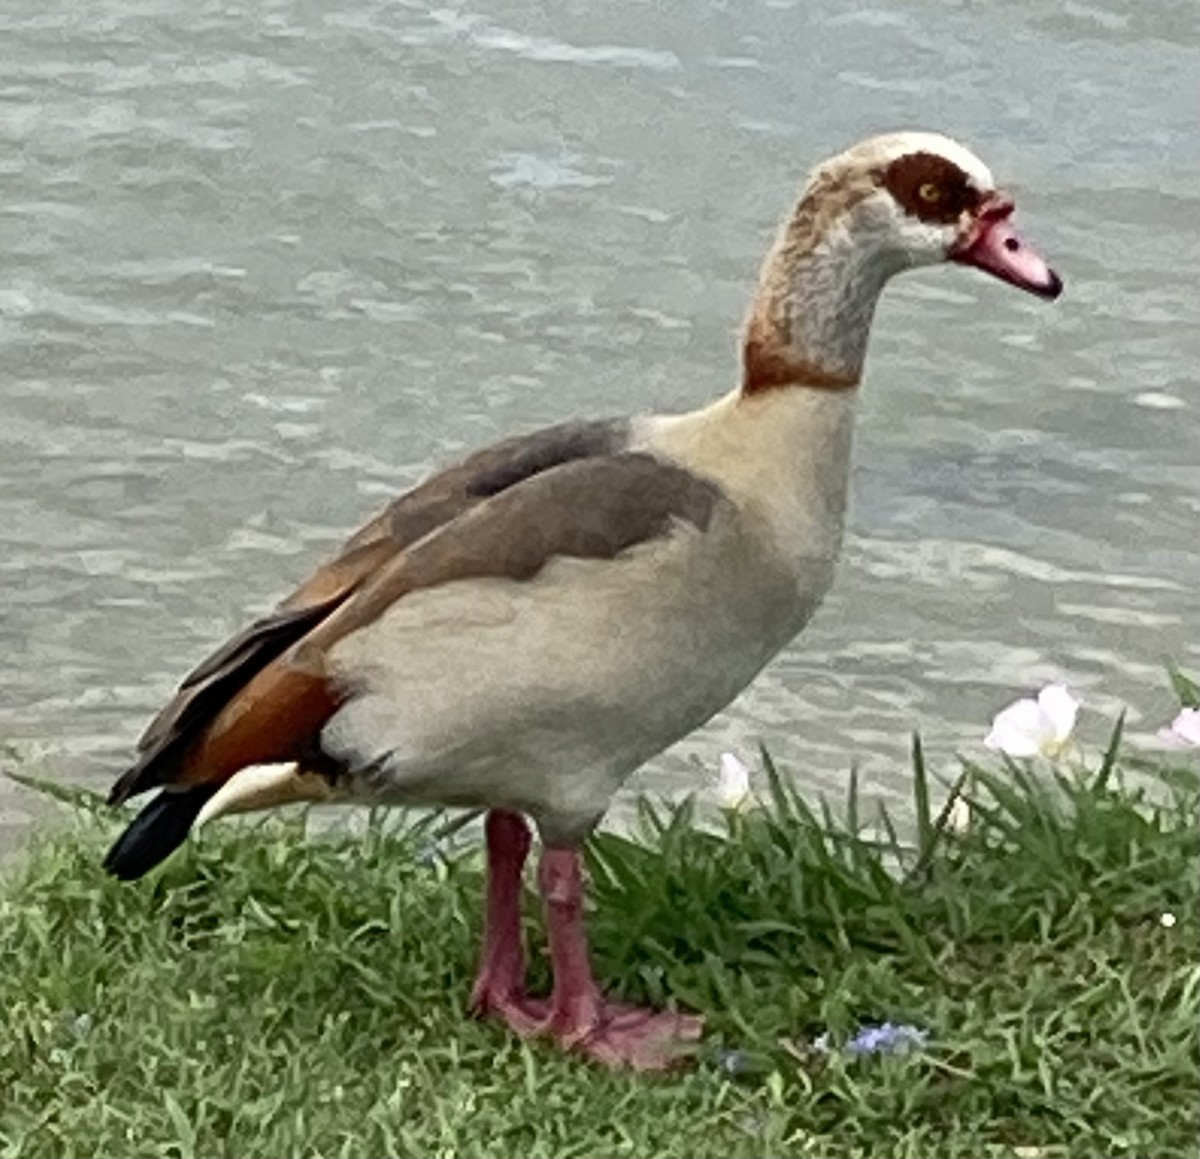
<box><xmin>107</xmin><ymin>419</ymin><xmax>723</xmax><ymax>806</ymax></box>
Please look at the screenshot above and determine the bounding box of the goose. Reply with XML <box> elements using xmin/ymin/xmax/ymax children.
<box><xmin>103</xmin><ymin>131</ymin><xmax>1062</xmax><ymax>1070</ymax></box>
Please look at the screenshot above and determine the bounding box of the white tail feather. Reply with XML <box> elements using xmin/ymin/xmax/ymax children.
<box><xmin>195</xmin><ymin>763</ymin><xmax>331</xmax><ymax>828</ymax></box>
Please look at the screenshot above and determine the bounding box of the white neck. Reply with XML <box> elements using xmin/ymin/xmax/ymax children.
<box><xmin>785</xmin><ymin>240</ymin><xmax>904</xmax><ymax>380</ymax></box>
<box><xmin>742</xmin><ymin>197</ymin><xmax>907</xmax><ymax>391</ymax></box>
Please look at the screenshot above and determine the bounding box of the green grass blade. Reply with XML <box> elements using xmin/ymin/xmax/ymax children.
<box><xmin>1167</xmin><ymin>662</ymin><xmax>1200</xmax><ymax>708</ymax></box>
<box><xmin>1093</xmin><ymin>710</ymin><xmax>1126</xmax><ymax>794</ymax></box>
<box><xmin>845</xmin><ymin>762</ymin><xmax>860</xmax><ymax>839</ymax></box>
<box><xmin>911</xmin><ymin>732</ymin><xmax>933</xmax><ymax>861</ymax></box>
<box><xmin>2</xmin><ymin>766</ymin><xmax>110</xmax><ymax>812</ymax></box>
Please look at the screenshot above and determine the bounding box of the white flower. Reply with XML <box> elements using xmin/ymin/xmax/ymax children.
<box><xmin>1160</xmin><ymin>912</ymin><xmax>1177</xmax><ymax>929</ymax></box>
<box><xmin>715</xmin><ymin>752</ymin><xmax>752</xmax><ymax>810</ymax></box>
<box><xmin>945</xmin><ymin>796</ymin><xmax>972</xmax><ymax>832</ymax></box>
<box><xmin>1157</xmin><ymin>707</ymin><xmax>1200</xmax><ymax>749</ymax></box>
<box><xmin>984</xmin><ymin>684</ymin><xmax>1080</xmax><ymax>758</ymax></box>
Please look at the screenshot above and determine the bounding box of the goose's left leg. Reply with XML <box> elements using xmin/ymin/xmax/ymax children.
<box><xmin>532</xmin><ymin>846</ymin><xmax>704</xmax><ymax>1070</ymax></box>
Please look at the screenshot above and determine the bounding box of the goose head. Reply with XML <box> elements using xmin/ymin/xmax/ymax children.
<box><xmin>827</xmin><ymin>131</ymin><xmax>1062</xmax><ymax>298</ymax></box>
<box><xmin>744</xmin><ymin>131</ymin><xmax>1062</xmax><ymax>391</ymax></box>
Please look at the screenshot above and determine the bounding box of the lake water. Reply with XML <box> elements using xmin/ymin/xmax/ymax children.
<box><xmin>2</xmin><ymin>0</ymin><xmax>1197</xmax><ymax>849</ymax></box>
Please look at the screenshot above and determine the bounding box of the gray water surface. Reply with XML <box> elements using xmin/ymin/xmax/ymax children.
<box><xmin>2</xmin><ymin>0</ymin><xmax>1198</xmax><ymax>845</ymax></box>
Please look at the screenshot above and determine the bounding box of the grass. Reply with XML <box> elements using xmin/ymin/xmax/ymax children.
<box><xmin>1</xmin><ymin>725</ymin><xmax>1197</xmax><ymax>1159</ymax></box>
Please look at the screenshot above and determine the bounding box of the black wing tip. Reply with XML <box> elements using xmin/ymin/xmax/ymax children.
<box><xmin>103</xmin><ymin>786</ymin><xmax>216</xmax><ymax>881</ymax></box>
<box><xmin>106</xmin><ymin>758</ymin><xmax>150</xmax><ymax>808</ymax></box>
<box><xmin>101</xmin><ymin>837</ymin><xmax>150</xmax><ymax>881</ymax></box>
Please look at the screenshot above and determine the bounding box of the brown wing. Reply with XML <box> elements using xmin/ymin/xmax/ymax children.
<box><xmin>173</xmin><ymin>451</ymin><xmax>722</xmax><ymax>792</ymax></box>
<box><xmin>108</xmin><ymin>419</ymin><xmax>630</xmax><ymax>805</ymax></box>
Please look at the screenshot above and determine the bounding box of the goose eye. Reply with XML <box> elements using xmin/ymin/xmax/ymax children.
<box><xmin>918</xmin><ymin>182</ymin><xmax>941</xmax><ymax>203</ymax></box>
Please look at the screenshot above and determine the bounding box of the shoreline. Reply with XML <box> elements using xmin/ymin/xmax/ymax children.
<box><xmin>2</xmin><ymin>727</ymin><xmax>1196</xmax><ymax>1158</ymax></box>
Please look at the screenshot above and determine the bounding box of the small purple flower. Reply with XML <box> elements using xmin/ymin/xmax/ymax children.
<box><xmin>813</xmin><ymin>1021</ymin><xmax>929</xmax><ymax>1057</ymax></box>
<box><xmin>846</xmin><ymin>1021</ymin><xmax>928</xmax><ymax>1055</ymax></box>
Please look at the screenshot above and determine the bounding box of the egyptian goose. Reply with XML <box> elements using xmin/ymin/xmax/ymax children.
<box><xmin>104</xmin><ymin>131</ymin><xmax>1061</xmax><ymax>1069</ymax></box>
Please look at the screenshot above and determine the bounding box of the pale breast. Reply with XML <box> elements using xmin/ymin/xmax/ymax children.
<box><xmin>631</xmin><ymin>386</ymin><xmax>856</xmax><ymax>587</ymax></box>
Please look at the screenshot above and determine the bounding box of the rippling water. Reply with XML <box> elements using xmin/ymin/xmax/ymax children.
<box><xmin>2</xmin><ymin>0</ymin><xmax>1197</xmax><ymax>845</ymax></box>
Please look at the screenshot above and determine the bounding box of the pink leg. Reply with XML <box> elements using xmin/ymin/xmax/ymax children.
<box><xmin>533</xmin><ymin>847</ymin><xmax>704</xmax><ymax>1070</ymax></box>
<box><xmin>468</xmin><ymin>824</ymin><xmax>703</xmax><ymax>1070</ymax></box>
<box><xmin>468</xmin><ymin>810</ymin><xmax>532</xmax><ymax>1018</ymax></box>
<box><xmin>538</xmin><ymin>848</ymin><xmax>604</xmax><ymax>1037</ymax></box>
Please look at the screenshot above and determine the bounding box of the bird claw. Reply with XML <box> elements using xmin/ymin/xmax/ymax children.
<box><xmin>473</xmin><ymin>988</ymin><xmax>703</xmax><ymax>1071</ymax></box>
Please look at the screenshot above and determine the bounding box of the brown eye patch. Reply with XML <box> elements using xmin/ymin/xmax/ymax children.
<box><xmin>880</xmin><ymin>152</ymin><xmax>982</xmax><ymax>224</ymax></box>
